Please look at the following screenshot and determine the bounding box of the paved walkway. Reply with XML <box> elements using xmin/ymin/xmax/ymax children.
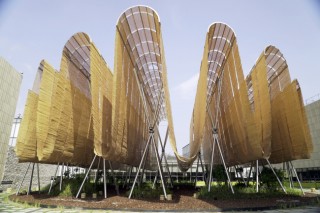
<box><xmin>302</xmin><ymin>188</ymin><xmax>320</xmax><ymax>195</ymax></box>
<box><xmin>0</xmin><ymin>193</ymin><xmax>319</xmax><ymax>213</ymax></box>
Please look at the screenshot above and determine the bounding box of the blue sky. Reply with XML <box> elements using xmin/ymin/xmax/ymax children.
<box><xmin>1</xmin><ymin>0</ymin><xmax>320</xmax><ymax>154</ymax></box>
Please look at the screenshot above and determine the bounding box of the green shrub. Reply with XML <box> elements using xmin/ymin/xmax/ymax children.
<box><xmin>59</xmin><ymin>183</ymin><xmax>73</xmax><ymax>197</ymax></box>
<box><xmin>213</xmin><ymin>165</ymin><xmax>227</xmax><ymax>185</ymax></box>
<box><xmin>83</xmin><ymin>182</ymin><xmax>94</xmax><ymax>195</ymax></box>
<box><xmin>126</xmin><ymin>183</ymin><xmax>171</xmax><ymax>199</ymax></box>
<box><xmin>234</xmin><ymin>182</ymin><xmax>246</xmax><ymax>188</ymax></box>
<box><xmin>260</xmin><ymin>167</ymin><xmax>284</xmax><ymax>190</ymax></box>
<box><xmin>198</xmin><ymin>183</ymin><xmax>300</xmax><ymax>200</ymax></box>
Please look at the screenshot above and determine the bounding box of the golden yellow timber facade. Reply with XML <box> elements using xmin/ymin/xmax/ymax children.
<box><xmin>195</xmin><ymin>23</ymin><xmax>312</xmax><ymax>168</ymax></box>
<box><xmin>15</xmin><ymin>6</ymin><xmax>312</xmax><ymax>174</ymax></box>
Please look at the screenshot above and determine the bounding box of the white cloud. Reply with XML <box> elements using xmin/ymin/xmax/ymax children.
<box><xmin>173</xmin><ymin>73</ymin><xmax>199</xmax><ymax>100</ymax></box>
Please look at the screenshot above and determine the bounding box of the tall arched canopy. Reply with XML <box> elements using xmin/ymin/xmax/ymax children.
<box><xmin>63</xmin><ymin>32</ymin><xmax>92</xmax><ymax>99</ymax></box>
<box><xmin>117</xmin><ymin>6</ymin><xmax>165</xmax><ymax>120</ymax></box>
<box><xmin>206</xmin><ymin>23</ymin><xmax>236</xmax><ymax>104</ymax></box>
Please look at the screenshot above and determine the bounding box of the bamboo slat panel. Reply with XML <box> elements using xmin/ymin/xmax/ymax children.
<box><xmin>265</xmin><ymin>46</ymin><xmax>313</xmax><ymax>163</ymax></box>
<box><xmin>15</xmin><ymin>91</ymin><xmax>38</xmax><ymax>162</ymax></box>
<box><xmin>202</xmin><ymin>23</ymin><xmax>272</xmax><ymax>167</ymax></box>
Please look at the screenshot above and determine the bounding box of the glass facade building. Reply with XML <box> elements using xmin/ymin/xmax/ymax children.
<box><xmin>0</xmin><ymin>57</ymin><xmax>22</xmax><ymax>181</ymax></box>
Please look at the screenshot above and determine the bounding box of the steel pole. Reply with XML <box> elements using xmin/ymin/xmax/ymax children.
<box><xmin>160</xmin><ymin>127</ymin><xmax>173</xmax><ymax>188</ymax></box>
<box><xmin>215</xmin><ymin>135</ymin><xmax>234</xmax><ymax>194</ymax></box>
<box><xmin>37</xmin><ymin>163</ymin><xmax>40</xmax><ymax>193</ymax></box>
<box><xmin>59</xmin><ymin>163</ymin><xmax>64</xmax><ymax>191</ymax></box>
<box><xmin>27</xmin><ymin>163</ymin><xmax>35</xmax><ymax>195</ymax></box>
<box><xmin>256</xmin><ymin>160</ymin><xmax>259</xmax><ymax>192</ymax></box>
<box><xmin>124</xmin><ymin>166</ymin><xmax>132</xmax><ymax>189</ymax></box>
<box><xmin>151</xmin><ymin>133</ymin><xmax>167</xmax><ymax>199</ymax></box>
<box><xmin>289</xmin><ymin>161</ymin><xmax>305</xmax><ymax>195</ymax></box>
<box><xmin>198</xmin><ymin>152</ymin><xmax>206</xmax><ymax>183</ymax></box>
<box><xmin>123</xmin><ymin>166</ymin><xmax>129</xmax><ymax>189</ymax></box>
<box><xmin>16</xmin><ymin>162</ymin><xmax>31</xmax><ymax>195</ymax></box>
<box><xmin>108</xmin><ymin>161</ymin><xmax>119</xmax><ymax>195</ymax></box>
<box><xmin>95</xmin><ymin>157</ymin><xmax>101</xmax><ymax>185</ymax></box>
<box><xmin>246</xmin><ymin>163</ymin><xmax>253</xmax><ymax>186</ymax></box>
<box><xmin>139</xmin><ymin>147</ymin><xmax>148</xmax><ymax>186</ymax></box>
<box><xmin>103</xmin><ymin>159</ymin><xmax>107</xmax><ymax>198</ymax></box>
<box><xmin>76</xmin><ymin>155</ymin><xmax>97</xmax><ymax>198</ymax></box>
<box><xmin>208</xmin><ymin>136</ymin><xmax>216</xmax><ymax>192</ymax></box>
<box><xmin>235</xmin><ymin>165</ymin><xmax>247</xmax><ymax>186</ymax></box>
<box><xmin>128</xmin><ymin>134</ymin><xmax>152</xmax><ymax>199</ymax></box>
<box><xmin>266</xmin><ymin>159</ymin><xmax>286</xmax><ymax>194</ymax></box>
<box><xmin>286</xmin><ymin>162</ymin><xmax>293</xmax><ymax>188</ymax></box>
<box><xmin>48</xmin><ymin>163</ymin><xmax>60</xmax><ymax>194</ymax></box>
<box><xmin>195</xmin><ymin>153</ymin><xmax>200</xmax><ymax>188</ymax></box>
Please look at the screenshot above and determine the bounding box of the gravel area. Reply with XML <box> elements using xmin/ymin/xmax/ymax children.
<box><xmin>9</xmin><ymin>187</ymin><xmax>319</xmax><ymax>211</ymax></box>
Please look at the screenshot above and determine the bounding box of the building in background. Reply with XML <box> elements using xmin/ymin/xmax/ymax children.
<box><xmin>291</xmin><ymin>96</ymin><xmax>320</xmax><ymax>180</ymax></box>
<box><xmin>0</xmin><ymin>57</ymin><xmax>22</xmax><ymax>182</ymax></box>
<box><xmin>182</xmin><ymin>144</ymin><xmax>190</xmax><ymax>158</ymax></box>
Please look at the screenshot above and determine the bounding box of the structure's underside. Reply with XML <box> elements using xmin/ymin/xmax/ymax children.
<box><xmin>16</xmin><ymin>6</ymin><xmax>313</xmax><ymax>174</ymax></box>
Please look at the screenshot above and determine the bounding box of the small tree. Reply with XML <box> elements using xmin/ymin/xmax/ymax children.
<box><xmin>214</xmin><ymin>165</ymin><xmax>227</xmax><ymax>186</ymax></box>
<box><xmin>260</xmin><ymin>167</ymin><xmax>284</xmax><ymax>190</ymax></box>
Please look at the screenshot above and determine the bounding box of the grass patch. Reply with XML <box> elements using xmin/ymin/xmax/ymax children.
<box><xmin>44</xmin><ymin>175</ymin><xmax>97</xmax><ymax>197</ymax></box>
<box><xmin>283</xmin><ymin>181</ymin><xmax>320</xmax><ymax>189</ymax></box>
<box><xmin>198</xmin><ymin>184</ymin><xmax>302</xmax><ymax>200</ymax></box>
<box><xmin>126</xmin><ymin>182</ymin><xmax>172</xmax><ymax>199</ymax></box>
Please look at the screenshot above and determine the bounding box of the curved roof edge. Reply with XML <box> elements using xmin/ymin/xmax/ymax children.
<box><xmin>116</xmin><ymin>5</ymin><xmax>160</xmax><ymax>25</ymax></box>
<box><xmin>207</xmin><ymin>22</ymin><xmax>236</xmax><ymax>37</ymax></box>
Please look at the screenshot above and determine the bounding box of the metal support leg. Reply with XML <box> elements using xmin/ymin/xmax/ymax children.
<box><xmin>151</xmin><ymin>133</ymin><xmax>167</xmax><ymax>199</ymax></box>
<box><xmin>208</xmin><ymin>136</ymin><xmax>216</xmax><ymax>192</ymax></box>
<box><xmin>108</xmin><ymin>161</ymin><xmax>119</xmax><ymax>195</ymax></box>
<box><xmin>162</xmin><ymin>152</ymin><xmax>173</xmax><ymax>188</ymax></box>
<box><xmin>160</xmin><ymin>127</ymin><xmax>173</xmax><ymax>188</ymax></box>
<box><xmin>195</xmin><ymin>153</ymin><xmax>200</xmax><ymax>188</ymax></box>
<box><xmin>239</xmin><ymin>166</ymin><xmax>246</xmax><ymax>186</ymax></box>
<box><xmin>123</xmin><ymin>166</ymin><xmax>132</xmax><ymax>189</ymax></box>
<box><xmin>76</xmin><ymin>155</ymin><xmax>97</xmax><ymax>198</ymax></box>
<box><xmin>289</xmin><ymin>161</ymin><xmax>305</xmax><ymax>195</ymax></box>
<box><xmin>152</xmin><ymin>170</ymin><xmax>158</xmax><ymax>189</ymax></box>
<box><xmin>129</xmin><ymin>134</ymin><xmax>152</xmax><ymax>199</ymax></box>
<box><xmin>286</xmin><ymin>162</ymin><xmax>293</xmax><ymax>188</ymax></box>
<box><xmin>152</xmin><ymin>152</ymin><xmax>172</xmax><ymax>189</ymax></box>
<box><xmin>27</xmin><ymin>163</ymin><xmax>35</xmax><ymax>195</ymax></box>
<box><xmin>139</xmin><ymin>149</ymin><xmax>148</xmax><ymax>186</ymax></box>
<box><xmin>246</xmin><ymin>163</ymin><xmax>253</xmax><ymax>186</ymax></box>
<box><xmin>95</xmin><ymin>157</ymin><xmax>101</xmax><ymax>185</ymax></box>
<box><xmin>153</xmin><ymin>127</ymin><xmax>172</xmax><ymax>188</ymax></box>
<box><xmin>235</xmin><ymin>165</ymin><xmax>247</xmax><ymax>186</ymax></box>
<box><xmin>48</xmin><ymin>163</ymin><xmax>60</xmax><ymax>194</ymax></box>
<box><xmin>139</xmin><ymin>162</ymin><xmax>146</xmax><ymax>186</ymax></box>
<box><xmin>59</xmin><ymin>163</ymin><xmax>64</xmax><ymax>191</ymax></box>
<box><xmin>16</xmin><ymin>162</ymin><xmax>31</xmax><ymax>195</ymax></box>
<box><xmin>103</xmin><ymin>159</ymin><xmax>107</xmax><ymax>198</ymax></box>
<box><xmin>256</xmin><ymin>160</ymin><xmax>259</xmax><ymax>192</ymax></box>
<box><xmin>215</xmin><ymin>134</ymin><xmax>234</xmax><ymax>194</ymax></box>
<box><xmin>266</xmin><ymin>159</ymin><xmax>287</xmax><ymax>194</ymax></box>
<box><xmin>199</xmin><ymin>152</ymin><xmax>206</xmax><ymax>183</ymax></box>
<box><xmin>289</xmin><ymin>163</ymin><xmax>294</xmax><ymax>188</ymax></box>
<box><xmin>123</xmin><ymin>166</ymin><xmax>129</xmax><ymax>188</ymax></box>
<box><xmin>37</xmin><ymin>163</ymin><xmax>40</xmax><ymax>193</ymax></box>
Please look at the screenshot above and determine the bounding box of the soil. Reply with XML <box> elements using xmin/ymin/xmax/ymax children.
<box><xmin>9</xmin><ymin>186</ymin><xmax>319</xmax><ymax>211</ymax></box>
